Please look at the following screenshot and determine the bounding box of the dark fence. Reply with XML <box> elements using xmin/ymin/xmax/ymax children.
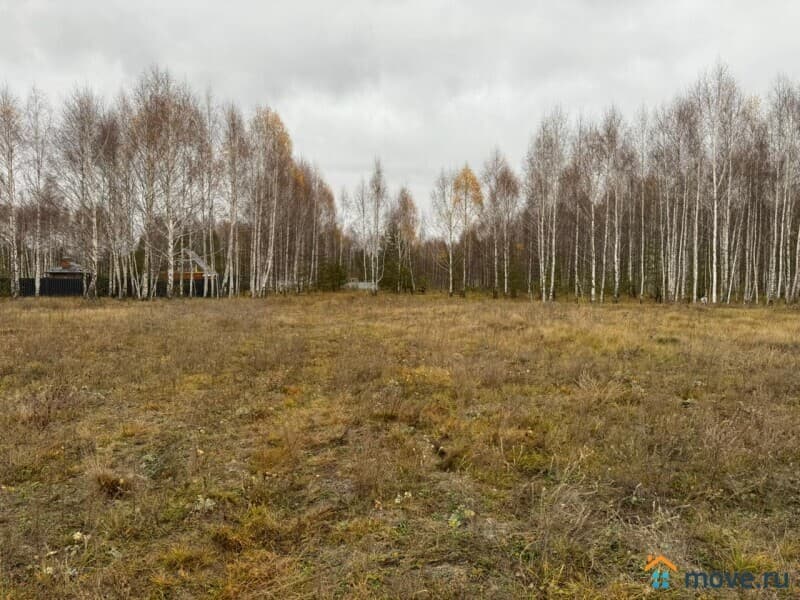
<box><xmin>19</xmin><ymin>278</ymin><xmax>85</xmax><ymax>297</ymax></box>
<box><xmin>154</xmin><ymin>279</ymin><xmax>212</xmax><ymax>297</ymax></box>
<box><xmin>0</xmin><ymin>277</ymin><xmax>213</xmax><ymax>298</ymax></box>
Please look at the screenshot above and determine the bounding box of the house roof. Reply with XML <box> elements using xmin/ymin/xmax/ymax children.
<box><xmin>182</xmin><ymin>248</ymin><xmax>216</xmax><ymax>275</ymax></box>
<box><xmin>47</xmin><ymin>259</ymin><xmax>86</xmax><ymax>274</ymax></box>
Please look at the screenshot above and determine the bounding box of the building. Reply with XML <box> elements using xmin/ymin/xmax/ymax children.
<box><xmin>16</xmin><ymin>257</ymin><xmax>87</xmax><ymax>296</ymax></box>
<box><xmin>47</xmin><ymin>257</ymin><xmax>86</xmax><ymax>279</ymax></box>
<box><xmin>343</xmin><ymin>278</ymin><xmax>377</xmax><ymax>291</ymax></box>
<box><xmin>159</xmin><ymin>248</ymin><xmax>217</xmax><ymax>281</ymax></box>
<box><xmin>157</xmin><ymin>248</ymin><xmax>218</xmax><ymax>296</ymax></box>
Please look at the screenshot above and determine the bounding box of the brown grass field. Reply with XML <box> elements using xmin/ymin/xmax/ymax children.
<box><xmin>1</xmin><ymin>294</ymin><xmax>799</xmax><ymax>598</ymax></box>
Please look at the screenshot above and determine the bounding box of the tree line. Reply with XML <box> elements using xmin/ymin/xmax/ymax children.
<box><xmin>3</xmin><ymin>62</ymin><xmax>800</xmax><ymax>304</ymax></box>
<box><xmin>0</xmin><ymin>67</ymin><xmax>340</xmax><ymax>299</ymax></box>
<box><xmin>345</xmin><ymin>62</ymin><xmax>800</xmax><ymax>304</ymax></box>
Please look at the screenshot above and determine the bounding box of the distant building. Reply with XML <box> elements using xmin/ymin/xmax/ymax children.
<box><xmin>343</xmin><ymin>279</ymin><xmax>377</xmax><ymax>291</ymax></box>
<box><xmin>47</xmin><ymin>257</ymin><xmax>86</xmax><ymax>279</ymax></box>
<box><xmin>16</xmin><ymin>257</ymin><xmax>87</xmax><ymax>295</ymax></box>
<box><xmin>158</xmin><ymin>249</ymin><xmax>218</xmax><ymax>283</ymax></box>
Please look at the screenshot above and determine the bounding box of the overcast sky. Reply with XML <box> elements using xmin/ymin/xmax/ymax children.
<box><xmin>2</xmin><ymin>0</ymin><xmax>800</xmax><ymax>216</ymax></box>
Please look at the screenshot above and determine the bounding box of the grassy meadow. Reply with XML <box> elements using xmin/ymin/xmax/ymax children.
<box><xmin>1</xmin><ymin>294</ymin><xmax>799</xmax><ymax>598</ymax></box>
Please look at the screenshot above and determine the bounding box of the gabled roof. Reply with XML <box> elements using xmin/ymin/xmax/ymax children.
<box><xmin>182</xmin><ymin>248</ymin><xmax>217</xmax><ymax>275</ymax></box>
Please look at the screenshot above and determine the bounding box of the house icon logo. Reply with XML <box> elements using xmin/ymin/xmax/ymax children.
<box><xmin>645</xmin><ymin>554</ymin><xmax>678</xmax><ymax>590</ymax></box>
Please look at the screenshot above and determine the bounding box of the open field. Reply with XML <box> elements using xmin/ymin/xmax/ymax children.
<box><xmin>1</xmin><ymin>294</ymin><xmax>799</xmax><ymax>598</ymax></box>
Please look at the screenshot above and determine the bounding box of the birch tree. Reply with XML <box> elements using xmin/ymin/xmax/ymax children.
<box><xmin>221</xmin><ymin>105</ymin><xmax>248</xmax><ymax>297</ymax></box>
<box><xmin>696</xmin><ymin>62</ymin><xmax>740</xmax><ymax>304</ymax></box>
<box><xmin>525</xmin><ymin>108</ymin><xmax>568</xmax><ymax>302</ymax></box>
<box><xmin>767</xmin><ymin>77</ymin><xmax>797</xmax><ymax>303</ymax></box>
<box><xmin>367</xmin><ymin>159</ymin><xmax>387</xmax><ymax>293</ymax></box>
<box><xmin>453</xmin><ymin>164</ymin><xmax>482</xmax><ymax>296</ymax></box>
<box><xmin>57</xmin><ymin>89</ymin><xmax>105</xmax><ymax>299</ymax></box>
<box><xmin>482</xmin><ymin>149</ymin><xmax>520</xmax><ymax>296</ymax></box>
<box><xmin>0</xmin><ymin>86</ymin><xmax>23</xmax><ymax>297</ymax></box>
<box><xmin>250</xmin><ymin>107</ymin><xmax>292</xmax><ymax>296</ymax></box>
<box><xmin>389</xmin><ymin>187</ymin><xmax>418</xmax><ymax>292</ymax></box>
<box><xmin>23</xmin><ymin>87</ymin><xmax>52</xmax><ymax>297</ymax></box>
<box><xmin>585</xmin><ymin>127</ymin><xmax>607</xmax><ymax>303</ymax></box>
<box><xmin>431</xmin><ymin>169</ymin><xmax>459</xmax><ymax>296</ymax></box>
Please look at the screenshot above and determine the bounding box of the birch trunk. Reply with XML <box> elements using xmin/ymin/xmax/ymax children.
<box><xmin>590</xmin><ymin>202</ymin><xmax>596</xmax><ymax>303</ymax></box>
<box><xmin>549</xmin><ymin>201</ymin><xmax>557</xmax><ymax>301</ymax></box>
<box><xmin>613</xmin><ymin>185</ymin><xmax>620</xmax><ymax>301</ymax></box>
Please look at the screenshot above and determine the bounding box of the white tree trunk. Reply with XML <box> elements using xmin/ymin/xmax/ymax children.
<box><xmin>590</xmin><ymin>202</ymin><xmax>596</xmax><ymax>303</ymax></box>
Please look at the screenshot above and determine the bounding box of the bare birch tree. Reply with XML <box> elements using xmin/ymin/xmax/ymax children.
<box><xmin>0</xmin><ymin>86</ymin><xmax>23</xmax><ymax>297</ymax></box>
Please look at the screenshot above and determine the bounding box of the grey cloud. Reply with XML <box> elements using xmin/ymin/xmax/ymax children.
<box><xmin>2</xmin><ymin>0</ymin><xmax>800</xmax><ymax>213</ymax></box>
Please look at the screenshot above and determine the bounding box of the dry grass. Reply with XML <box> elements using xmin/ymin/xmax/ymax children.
<box><xmin>0</xmin><ymin>293</ymin><xmax>799</xmax><ymax>598</ymax></box>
